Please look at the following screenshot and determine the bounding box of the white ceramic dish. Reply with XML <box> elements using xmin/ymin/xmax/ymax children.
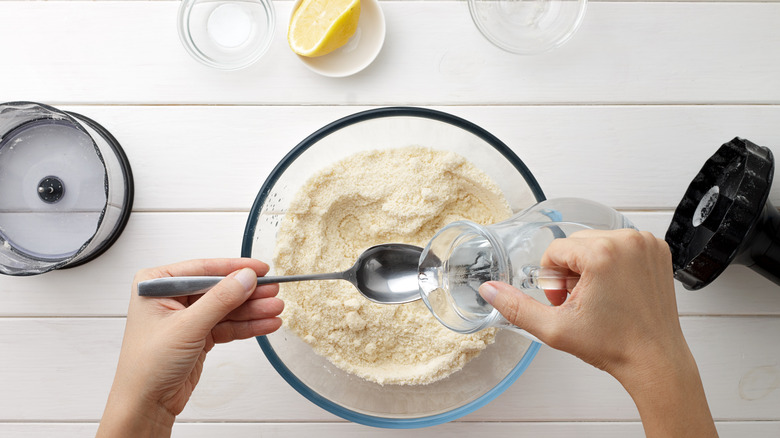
<box><xmin>289</xmin><ymin>0</ymin><xmax>386</xmax><ymax>77</ymax></box>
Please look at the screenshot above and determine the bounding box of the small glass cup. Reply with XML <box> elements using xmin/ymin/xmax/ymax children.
<box><xmin>178</xmin><ymin>0</ymin><xmax>275</xmax><ymax>70</ymax></box>
<box><xmin>468</xmin><ymin>0</ymin><xmax>588</xmax><ymax>54</ymax></box>
<box><xmin>418</xmin><ymin>198</ymin><xmax>634</xmax><ymax>342</ymax></box>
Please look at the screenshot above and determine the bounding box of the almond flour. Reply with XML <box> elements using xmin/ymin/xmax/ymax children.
<box><xmin>273</xmin><ymin>146</ymin><xmax>512</xmax><ymax>385</ymax></box>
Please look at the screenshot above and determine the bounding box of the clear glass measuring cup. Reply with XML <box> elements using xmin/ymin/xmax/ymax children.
<box><xmin>418</xmin><ymin>197</ymin><xmax>635</xmax><ymax>342</ymax></box>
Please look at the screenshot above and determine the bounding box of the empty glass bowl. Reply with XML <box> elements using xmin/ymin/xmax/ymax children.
<box><xmin>468</xmin><ymin>0</ymin><xmax>587</xmax><ymax>54</ymax></box>
<box><xmin>242</xmin><ymin>107</ymin><xmax>545</xmax><ymax>428</ymax></box>
<box><xmin>178</xmin><ymin>0</ymin><xmax>275</xmax><ymax>70</ymax></box>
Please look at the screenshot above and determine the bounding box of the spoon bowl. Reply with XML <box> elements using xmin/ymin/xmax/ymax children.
<box><xmin>137</xmin><ymin>243</ymin><xmax>423</xmax><ymax>304</ymax></box>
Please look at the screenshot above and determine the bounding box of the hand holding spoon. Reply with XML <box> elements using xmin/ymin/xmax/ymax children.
<box><xmin>137</xmin><ymin>243</ymin><xmax>580</xmax><ymax>306</ymax></box>
<box><xmin>137</xmin><ymin>244</ymin><xmax>424</xmax><ymax>304</ymax></box>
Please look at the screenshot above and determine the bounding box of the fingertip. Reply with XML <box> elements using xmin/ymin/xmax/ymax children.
<box><xmin>234</xmin><ymin>268</ymin><xmax>258</xmax><ymax>292</ymax></box>
<box><xmin>250</xmin><ymin>283</ymin><xmax>280</xmax><ymax>299</ymax></box>
<box><xmin>250</xmin><ymin>259</ymin><xmax>270</xmax><ymax>277</ymax></box>
<box><xmin>212</xmin><ymin>316</ymin><xmax>284</xmax><ymax>343</ymax></box>
<box><xmin>544</xmin><ymin>289</ymin><xmax>569</xmax><ymax>306</ymax></box>
<box><xmin>264</xmin><ymin>296</ymin><xmax>285</xmax><ymax>316</ymax></box>
<box><xmin>481</xmin><ymin>281</ymin><xmax>556</xmax><ymax>342</ymax></box>
<box><xmin>248</xmin><ymin>316</ymin><xmax>283</xmax><ymax>338</ymax></box>
<box><xmin>480</xmin><ymin>281</ymin><xmax>524</xmax><ymax>321</ymax></box>
<box><xmin>478</xmin><ymin>282</ymin><xmax>499</xmax><ymax>305</ymax></box>
<box><xmin>185</xmin><ymin>270</ymin><xmax>260</xmax><ymax>335</ymax></box>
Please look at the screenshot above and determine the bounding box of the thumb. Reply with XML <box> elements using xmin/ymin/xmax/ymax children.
<box><xmin>184</xmin><ymin>268</ymin><xmax>257</xmax><ymax>337</ymax></box>
<box><xmin>479</xmin><ymin>281</ymin><xmax>556</xmax><ymax>341</ymax></box>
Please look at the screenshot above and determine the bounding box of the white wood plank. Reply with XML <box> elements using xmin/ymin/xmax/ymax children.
<box><xmin>0</xmin><ymin>212</ymin><xmax>249</xmax><ymax>317</ymax></box>
<box><xmin>3</xmin><ymin>421</ymin><xmax>780</xmax><ymax>438</ymax></box>
<box><xmin>44</xmin><ymin>105</ymin><xmax>780</xmax><ymax>211</ymax></box>
<box><xmin>0</xmin><ymin>317</ymin><xmax>778</xmax><ymax>422</ymax></box>
<box><xmin>433</xmin><ymin>106</ymin><xmax>780</xmax><ymax>210</ymax></box>
<box><xmin>625</xmin><ymin>212</ymin><xmax>780</xmax><ymax>317</ymax></box>
<box><xmin>143</xmin><ymin>421</ymin><xmax>780</xmax><ymax>438</ymax></box>
<box><xmin>1</xmin><ymin>211</ymin><xmax>778</xmax><ymax>317</ymax></box>
<box><xmin>0</xmin><ymin>2</ymin><xmax>779</xmax><ymax>104</ymax></box>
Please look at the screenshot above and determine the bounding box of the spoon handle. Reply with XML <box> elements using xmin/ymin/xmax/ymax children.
<box><xmin>138</xmin><ymin>272</ymin><xmax>345</xmax><ymax>297</ymax></box>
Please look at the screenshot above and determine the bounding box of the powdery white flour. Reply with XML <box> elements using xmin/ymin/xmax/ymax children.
<box><xmin>273</xmin><ymin>146</ymin><xmax>512</xmax><ymax>385</ymax></box>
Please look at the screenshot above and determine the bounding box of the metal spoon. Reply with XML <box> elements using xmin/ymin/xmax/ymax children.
<box><xmin>136</xmin><ymin>243</ymin><xmax>424</xmax><ymax>304</ymax></box>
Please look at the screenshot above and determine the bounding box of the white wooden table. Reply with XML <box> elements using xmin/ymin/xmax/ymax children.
<box><xmin>1</xmin><ymin>0</ymin><xmax>779</xmax><ymax>436</ymax></box>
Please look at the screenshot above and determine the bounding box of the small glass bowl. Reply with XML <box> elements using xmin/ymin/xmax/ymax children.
<box><xmin>468</xmin><ymin>0</ymin><xmax>587</xmax><ymax>55</ymax></box>
<box><xmin>178</xmin><ymin>0</ymin><xmax>275</xmax><ymax>70</ymax></box>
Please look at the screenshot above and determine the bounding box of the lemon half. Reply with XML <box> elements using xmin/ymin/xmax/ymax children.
<box><xmin>288</xmin><ymin>0</ymin><xmax>361</xmax><ymax>57</ymax></box>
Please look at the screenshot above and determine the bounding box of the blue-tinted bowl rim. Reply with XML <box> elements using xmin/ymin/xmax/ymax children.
<box><xmin>241</xmin><ymin>106</ymin><xmax>545</xmax><ymax>428</ymax></box>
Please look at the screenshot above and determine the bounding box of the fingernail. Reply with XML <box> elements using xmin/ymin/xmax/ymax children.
<box><xmin>234</xmin><ymin>268</ymin><xmax>257</xmax><ymax>292</ymax></box>
<box><xmin>479</xmin><ymin>282</ymin><xmax>498</xmax><ymax>305</ymax></box>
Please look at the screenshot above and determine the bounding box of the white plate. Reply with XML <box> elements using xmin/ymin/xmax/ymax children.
<box><xmin>289</xmin><ymin>0</ymin><xmax>386</xmax><ymax>77</ymax></box>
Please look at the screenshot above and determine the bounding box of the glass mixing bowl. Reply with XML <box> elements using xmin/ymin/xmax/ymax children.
<box><xmin>468</xmin><ymin>0</ymin><xmax>588</xmax><ymax>54</ymax></box>
<box><xmin>242</xmin><ymin>107</ymin><xmax>545</xmax><ymax>428</ymax></box>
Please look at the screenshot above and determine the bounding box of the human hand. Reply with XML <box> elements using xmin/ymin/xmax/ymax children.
<box><xmin>478</xmin><ymin>229</ymin><xmax>718</xmax><ymax>437</ymax></box>
<box><xmin>97</xmin><ymin>259</ymin><xmax>283</xmax><ymax>437</ymax></box>
<box><xmin>480</xmin><ymin>229</ymin><xmax>680</xmax><ymax>376</ymax></box>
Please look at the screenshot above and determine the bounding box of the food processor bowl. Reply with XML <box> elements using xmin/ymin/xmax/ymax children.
<box><xmin>0</xmin><ymin>102</ymin><xmax>133</xmax><ymax>276</ymax></box>
<box><xmin>242</xmin><ymin>107</ymin><xmax>544</xmax><ymax>428</ymax></box>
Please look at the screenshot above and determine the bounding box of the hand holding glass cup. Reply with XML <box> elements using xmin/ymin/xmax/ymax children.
<box><xmin>418</xmin><ymin>198</ymin><xmax>634</xmax><ymax>343</ymax></box>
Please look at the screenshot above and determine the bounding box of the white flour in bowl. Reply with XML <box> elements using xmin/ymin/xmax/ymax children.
<box><xmin>273</xmin><ymin>146</ymin><xmax>512</xmax><ymax>385</ymax></box>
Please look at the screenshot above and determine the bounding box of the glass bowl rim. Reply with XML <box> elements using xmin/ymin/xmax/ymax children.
<box><xmin>241</xmin><ymin>106</ymin><xmax>545</xmax><ymax>428</ymax></box>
